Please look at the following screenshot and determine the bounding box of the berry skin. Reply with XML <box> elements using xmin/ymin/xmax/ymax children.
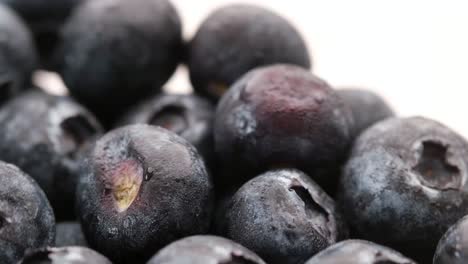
<box><xmin>21</xmin><ymin>247</ymin><xmax>112</xmax><ymax>264</ymax></box>
<box><xmin>55</xmin><ymin>222</ymin><xmax>87</xmax><ymax>247</ymax></box>
<box><xmin>215</xmin><ymin>64</ymin><xmax>353</xmax><ymax>187</ymax></box>
<box><xmin>0</xmin><ymin>0</ymin><xmax>83</xmax><ymax>67</ymax></box>
<box><xmin>147</xmin><ymin>235</ymin><xmax>266</xmax><ymax>264</ymax></box>
<box><xmin>76</xmin><ymin>124</ymin><xmax>214</xmax><ymax>263</ymax></box>
<box><xmin>217</xmin><ymin>169</ymin><xmax>348</xmax><ymax>264</ymax></box>
<box><xmin>0</xmin><ymin>90</ymin><xmax>103</xmax><ymax>219</ymax></box>
<box><xmin>434</xmin><ymin>215</ymin><xmax>468</xmax><ymax>264</ymax></box>
<box><xmin>55</xmin><ymin>0</ymin><xmax>182</xmax><ymax>124</ymax></box>
<box><xmin>188</xmin><ymin>4</ymin><xmax>311</xmax><ymax>101</ymax></box>
<box><xmin>305</xmin><ymin>240</ymin><xmax>416</xmax><ymax>264</ymax></box>
<box><xmin>0</xmin><ymin>161</ymin><xmax>55</xmax><ymax>263</ymax></box>
<box><xmin>118</xmin><ymin>93</ymin><xmax>215</xmax><ymax>167</ymax></box>
<box><xmin>0</xmin><ymin>3</ymin><xmax>37</xmax><ymax>102</ymax></box>
<box><xmin>339</xmin><ymin>116</ymin><xmax>468</xmax><ymax>262</ymax></box>
<box><xmin>337</xmin><ymin>88</ymin><xmax>395</xmax><ymax>139</ymax></box>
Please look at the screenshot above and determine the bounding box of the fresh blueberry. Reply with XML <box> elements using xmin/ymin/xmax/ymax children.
<box><xmin>215</xmin><ymin>64</ymin><xmax>353</xmax><ymax>188</ymax></box>
<box><xmin>55</xmin><ymin>0</ymin><xmax>182</xmax><ymax>125</ymax></box>
<box><xmin>0</xmin><ymin>90</ymin><xmax>103</xmax><ymax>219</ymax></box>
<box><xmin>147</xmin><ymin>235</ymin><xmax>266</xmax><ymax>264</ymax></box>
<box><xmin>0</xmin><ymin>161</ymin><xmax>55</xmax><ymax>263</ymax></box>
<box><xmin>305</xmin><ymin>239</ymin><xmax>416</xmax><ymax>264</ymax></box>
<box><xmin>76</xmin><ymin>124</ymin><xmax>214</xmax><ymax>263</ymax></box>
<box><xmin>188</xmin><ymin>4</ymin><xmax>311</xmax><ymax>101</ymax></box>
<box><xmin>339</xmin><ymin>116</ymin><xmax>468</xmax><ymax>262</ymax></box>
<box><xmin>217</xmin><ymin>169</ymin><xmax>348</xmax><ymax>264</ymax></box>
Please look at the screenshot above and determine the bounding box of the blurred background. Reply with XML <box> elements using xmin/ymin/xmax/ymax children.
<box><xmin>163</xmin><ymin>0</ymin><xmax>468</xmax><ymax>136</ymax></box>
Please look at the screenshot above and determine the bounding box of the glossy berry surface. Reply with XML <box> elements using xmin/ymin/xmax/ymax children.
<box><xmin>22</xmin><ymin>247</ymin><xmax>112</xmax><ymax>264</ymax></box>
<box><xmin>147</xmin><ymin>235</ymin><xmax>266</xmax><ymax>264</ymax></box>
<box><xmin>55</xmin><ymin>222</ymin><xmax>87</xmax><ymax>247</ymax></box>
<box><xmin>338</xmin><ymin>88</ymin><xmax>395</xmax><ymax>139</ymax></box>
<box><xmin>434</xmin><ymin>215</ymin><xmax>468</xmax><ymax>264</ymax></box>
<box><xmin>215</xmin><ymin>64</ymin><xmax>353</xmax><ymax>186</ymax></box>
<box><xmin>217</xmin><ymin>169</ymin><xmax>347</xmax><ymax>264</ymax></box>
<box><xmin>0</xmin><ymin>4</ymin><xmax>37</xmax><ymax>103</ymax></box>
<box><xmin>0</xmin><ymin>162</ymin><xmax>55</xmax><ymax>263</ymax></box>
<box><xmin>118</xmin><ymin>93</ymin><xmax>215</xmax><ymax>166</ymax></box>
<box><xmin>76</xmin><ymin>124</ymin><xmax>214</xmax><ymax>263</ymax></box>
<box><xmin>305</xmin><ymin>240</ymin><xmax>416</xmax><ymax>264</ymax></box>
<box><xmin>1</xmin><ymin>0</ymin><xmax>83</xmax><ymax>67</ymax></box>
<box><xmin>55</xmin><ymin>0</ymin><xmax>182</xmax><ymax>124</ymax></box>
<box><xmin>0</xmin><ymin>90</ymin><xmax>102</xmax><ymax>219</ymax></box>
<box><xmin>339</xmin><ymin>116</ymin><xmax>468</xmax><ymax>262</ymax></box>
<box><xmin>188</xmin><ymin>4</ymin><xmax>311</xmax><ymax>101</ymax></box>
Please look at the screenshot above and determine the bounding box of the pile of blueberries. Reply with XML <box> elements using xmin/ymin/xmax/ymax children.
<box><xmin>0</xmin><ymin>0</ymin><xmax>466</xmax><ymax>264</ymax></box>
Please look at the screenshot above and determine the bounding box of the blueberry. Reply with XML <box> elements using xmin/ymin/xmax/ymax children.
<box><xmin>76</xmin><ymin>124</ymin><xmax>214</xmax><ymax>263</ymax></box>
<box><xmin>188</xmin><ymin>4</ymin><xmax>311</xmax><ymax>101</ymax></box>
<box><xmin>0</xmin><ymin>162</ymin><xmax>55</xmax><ymax>263</ymax></box>
<box><xmin>147</xmin><ymin>235</ymin><xmax>266</xmax><ymax>264</ymax></box>
<box><xmin>434</xmin><ymin>215</ymin><xmax>468</xmax><ymax>264</ymax></box>
<box><xmin>1</xmin><ymin>0</ymin><xmax>83</xmax><ymax>68</ymax></box>
<box><xmin>55</xmin><ymin>222</ymin><xmax>87</xmax><ymax>247</ymax></box>
<box><xmin>217</xmin><ymin>169</ymin><xmax>347</xmax><ymax>264</ymax></box>
<box><xmin>118</xmin><ymin>93</ymin><xmax>215</xmax><ymax>167</ymax></box>
<box><xmin>0</xmin><ymin>90</ymin><xmax>103</xmax><ymax>219</ymax></box>
<box><xmin>339</xmin><ymin>116</ymin><xmax>468</xmax><ymax>262</ymax></box>
<box><xmin>21</xmin><ymin>247</ymin><xmax>111</xmax><ymax>264</ymax></box>
<box><xmin>55</xmin><ymin>0</ymin><xmax>182</xmax><ymax>124</ymax></box>
<box><xmin>215</xmin><ymin>64</ymin><xmax>353</xmax><ymax>187</ymax></box>
<box><xmin>305</xmin><ymin>239</ymin><xmax>416</xmax><ymax>264</ymax></box>
<box><xmin>0</xmin><ymin>4</ymin><xmax>37</xmax><ymax>103</ymax></box>
<box><xmin>337</xmin><ymin>88</ymin><xmax>394</xmax><ymax>139</ymax></box>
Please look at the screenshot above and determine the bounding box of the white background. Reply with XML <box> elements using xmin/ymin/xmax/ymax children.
<box><xmin>167</xmin><ymin>0</ymin><xmax>468</xmax><ymax>136</ymax></box>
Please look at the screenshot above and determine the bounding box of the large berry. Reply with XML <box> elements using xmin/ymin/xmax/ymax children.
<box><xmin>217</xmin><ymin>169</ymin><xmax>347</xmax><ymax>264</ymax></box>
<box><xmin>188</xmin><ymin>4</ymin><xmax>311</xmax><ymax>101</ymax></box>
<box><xmin>76</xmin><ymin>125</ymin><xmax>213</xmax><ymax>263</ymax></box>
<box><xmin>55</xmin><ymin>0</ymin><xmax>182</xmax><ymax>124</ymax></box>
<box><xmin>339</xmin><ymin>117</ymin><xmax>468</xmax><ymax>262</ymax></box>
<box><xmin>215</xmin><ymin>64</ymin><xmax>353</xmax><ymax>186</ymax></box>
